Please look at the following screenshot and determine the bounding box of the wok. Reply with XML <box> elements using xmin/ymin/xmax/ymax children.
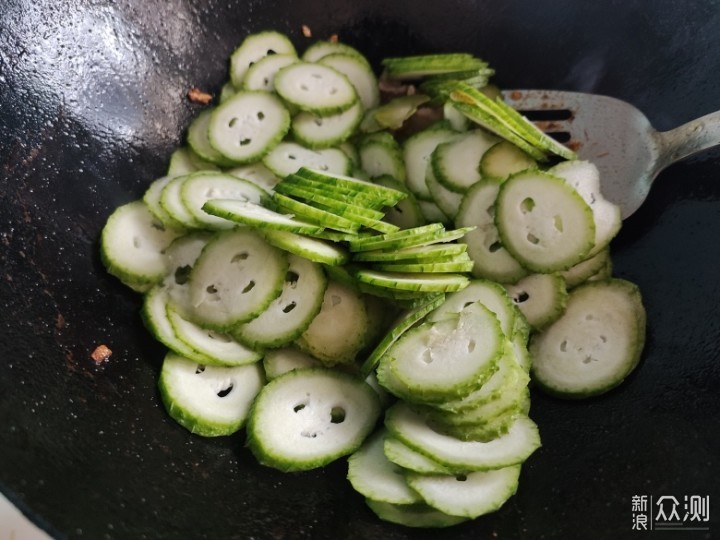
<box><xmin>1</xmin><ymin>0</ymin><xmax>718</xmax><ymax>538</ymax></box>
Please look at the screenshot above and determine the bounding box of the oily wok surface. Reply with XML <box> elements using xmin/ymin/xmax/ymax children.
<box><xmin>0</xmin><ymin>0</ymin><xmax>719</xmax><ymax>538</ymax></box>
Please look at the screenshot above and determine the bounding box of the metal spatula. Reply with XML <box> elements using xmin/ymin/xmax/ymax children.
<box><xmin>503</xmin><ymin>90</ymin><xmax>720</xmax><ymax>218</ymax></box>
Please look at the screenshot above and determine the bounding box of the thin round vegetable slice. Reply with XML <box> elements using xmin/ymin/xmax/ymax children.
<box><xmin>232</xmin><ymin>254</ymin><xmax>328</xmax><ymax>349</ymax></box>
<box><xmin>274</xmin><ymin>62</ymin><xmax>358</xmax><ymax>116</ymax></box>
<box><xmin>347</xmin><ymin>430</ymin><xmax>423</xmax><ymax>505</ymax></box>
<box><xmin>158</xmin><ymin>351</ymin><xmax>265</xmax><ymax>437</ymax></box>
<box><xmin>261</xmin><ymin>229</ymin><xmax>350</xmax><ymax>266</ymax></box>
<box><xmin>229</xmin><ymin>30</ymin><xmax>297</xmax><ymax>88</ymax></box>
<box><xmin>187</xmin><ymin>229</ymin><xmax>288</xmax><ymax>330</ymax></box>
<box><xmin>246</xmin><ymin>368</ymin><xmax>381</xmax><ymax>471</ymax></box>
<box><xmin>406</xmin><ymin>465</ymin><xmax>521</xmax><ymax>519</ymax></box>
<box><xmin>529</xmin><ymin>279</ymin><xmax>646</xmax><ymax>398</ymax></box>
<box><xmin>495</xmin><ymin>171</ymin><xmax>596</xmax><ymax>272</ymax></box>
<box><xmin>208</xmin><ymin>91</ymin><xmax>290</xmax><ymax>164</ymax></box>
<box><xmin>100</xmin><ymin>200</ymin><xmax>181</xmax><ymax>289</ymax></box>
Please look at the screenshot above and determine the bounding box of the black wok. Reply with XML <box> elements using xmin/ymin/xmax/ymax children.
<box><xmin>1</xmin><ymin>0</ymin><xmax>718</xmax><ymax>538</ymax></box>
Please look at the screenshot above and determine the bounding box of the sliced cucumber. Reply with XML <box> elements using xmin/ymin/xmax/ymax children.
<box><xmin>373</xmin><ymin>176</ymin><xmax>425</xmax><ymax>230</ymax></box>
<box><xmin>355</xmin><ymin>270</ymin><xmax>470</xmax><ymax>293</ymax></box>
<box><xmin>358</xmin><ymin>132</ymin><xmax>406</xmax><ymax>181</ymax></box>
<box><xmin>427</xmin><ymin>278</ymin><xmax>517</xmax><ymax>338</ymax></box>
<box><xmin>274</xmin><ymin>62</ymin><xmax>358</xmax><ymax>116</ymax></box>
<box><xmin>353</xmin><ymin>243</ymin><xmax>468</xmax><ymax>264</ymax></box>
<box><xmin>263</xmin><ymin>142</ymin><xmax>352</xmax><ymax>178</ymax></box>
<box><xmin>347</xmin><ymin>430</ymin><xmax>423</xmax><ymax>505</ymax></box>
<box><xmin>246</xmin><ymin>367</ymin><xmax>381</xmax><ymax>471</ymax></box>
<box><xmin>480</xmin><ymin>140</ymin><xmax>536</xmax><ymax>180</ymax></box>
<box><xmin>374</xmin><ymin>259</ymin><xmax>474</xmax><ymax>274</ymax></box>
<box><xmin>302</xmin><ymin>40</ymin><xmax>367</xmax><ymax>63</ymax></box>
<box><xmin>230</xmin><ymin>31</ymin><xmax>297</xmax><ymax>88</ymax></box>
<box><xmin>318</xmin><ymin>53</ymin><xmax>380</xmax><ymax>111</ymax></box>
<box><xmin>187</xmin><ymin>229</ymin><xmax>288</xmax><ymax>330</ymax></box>
<box><xmin>385</xmin><ymin>403</ymin><xmax>541</xmax><ymax>472</ymax></box>
<box><xmin>561</xmin><ymin>248</ymin><xmax>611</xmax><ymax>289</ymax></box>
<box><xmin>425</xmin><ymin>163</ymin><xmax>463</xmax><ymax>220</ymax></box>
<box><xmin>232</xmin><ymin>254</ymin><xmax>328</xmax><ymax>348</ymax></box>
<box><xmin>505</xmin><ymin>273</ymin><xmax>568</xmax><ymax>330</ymax></box>
<box><xmin>262</xmin><ymin>347</ymin><xmax>321</xmax><ymax>380</ymax></box>
<box><xmin>295</xmin><ymin>280</ymin><xmax>370</xmax><ymax>366</ymax></box>
<box><xmin>291</xmin><ymin>101</ymin><xmax>363</xmax><ymax>149</ymax></box>
<box><xmin>383</xmin><ymin>436</ymin><xmax>454</xmax><ymax>475</ymax></box>
<box><xmin>432</xmin><ymin>130</ymin><xmax>498</xmax><ymax>193</ymax></box>
<box><xmin>455</xmin><ymin>177</ymin><xmax>527</xmax><ymax>283</ymax></box>
<box><xmin>549</xmin><ymin>160</ymin><xmax>622</xmax><ymax>256</ymax></box>
<box><xmin>529</xmin><ymin>279</ymin><xmax>646</xmax><ymax>398</ymax></box>
<box><xmin>208</xmin><ymin>91</ymin><xmax>290</xmax><ymax>164</ymax></box>
<box><xmin>158</xmin><ymin>351</ymin><xmax>265</xmax><ymax>436</ymax></box>
<box><xmin>242</xmin><ymin>53</ymin><xmax>298</xmax><ymax>92</ymax></box>
<box><xmin>364</xmin><ymin>499</ymin><xmax>469</xmax><ymax>528</ymax></box>
<box><xmin>167</xmin><ymin>306</ymin><xmax>262</xmax><ymax>366</ymax></box>
<box><xmin>261</xmin><ymin>229</ymin><xmax>350</xmax><ymax>266</ymax></box>
<box><xmin>382</xmin><ymin>54</ymin><xmax>488</xmax><ymax>80</ymax></box>
<box><xmin>361</xmin><ymin>95</ymin><xmax>431</xmax><ymax>132</ymax></box>
<box><xmin>180</xmin><ymin>171</ymin><xmax>266</xmax><ymax>230</ymax></box>
<box><xmin>406</xmin><ymin>465</ymin><xmax>521</xmax><ymax>519</ymax></box>
<box><xmin>187</xmin><ymin>108</ymin><xmax>237</xmax><ymax>167</ymax></box>
<box><xmin>167</xmin><ymin>148</ymin><xmax>201</xmax><ymax>178</ymax></box>
<box><xmin>202</xmin><ymin>199</ymin><xmax>326</xmax><ymax>235</ymax></box>
<box><xmin>403</xmin><ymin>124</ymin><xmax>457</xmax><ymax>200</ymax></box>
<box><xmin>495</xmin><ymin>171</ymin><xmax>596</xmax><ymax>273</ymax></box>
<box><xmin>360</xmin><ymin>293</ymin><xmax>446</xmax><ymax>377</ymax></box>
<box><xmin>100</xmin><ymin>201</ymin><xmax>181</xmax><ymax>289</ymax></box>
<box><xmin>382</xmin><ymin>301</ymin><xmax>503</xmax><ymax>401</ymax></box>
<box><xmin>226</xmin><ymin>162</ymin><xmax>282</xmax><ymax>193</ymax></box>
<box><xmin>143</xmin><ymin>175</ymin><xmax>187</xmax><ymax>230</ymax></box>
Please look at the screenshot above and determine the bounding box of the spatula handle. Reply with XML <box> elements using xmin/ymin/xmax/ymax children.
<box><xmin>656</xmin><ymin>110</ymin><xmax>720</xmax><ymax>169</ymax></box>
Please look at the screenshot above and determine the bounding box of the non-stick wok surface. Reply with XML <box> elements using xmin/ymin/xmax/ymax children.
<box><xmin>1</xmin><ymin>0</ymin><xmax>718</xmax><ymax>538</ymax></box>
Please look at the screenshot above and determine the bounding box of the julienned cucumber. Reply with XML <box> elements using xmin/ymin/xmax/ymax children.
<box><xmin>98</xmin><ymin>29</ymin><xmax>647</xmax><ymax>531</ymax></box>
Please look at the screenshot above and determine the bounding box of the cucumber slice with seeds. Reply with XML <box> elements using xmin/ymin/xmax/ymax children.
<box><xmin>360</xmin><ymin>293</ymin><xmax>446</xmax><ymax>377</ymax></box>
<box><xmin>187</xmin><ymin>108</ymin><xmax>238</xmax><ymax>167</ymax></box>
<box><xmin>180</xmin><ymin>172</ymin><xmax>267</xmax><ymax>230</ymax></box>
<box><xmin>291</xmin><ymin>101</ymin><xmax>363</xmax><ymax>149</ymax></box>
<box><xmin>188</xmin><ymin>229</ymin><xmax>288</xmax><ymax>330</ymax></box>
<box><xmin>384</xmin><ymin>301</ymin><xmax>503</xmax><ymax>401</ymax></box>
<box><xmin>246</xmin><ymin>367</ymin><xmax>381</xmax><ymax>471</ymax></box>
<box><xmin>274</xmin><ymin>62</ymin><xmax>358</xmax><ymax>117</ymax></box>
<box><xmin>143</xmin><ymin>176</ymin><xmax>187</xmax><ymax>230</ymax></box>
<box><xmin>263</xmin><ymin>142</ymin><xmax>352</xmax><ymax>178</ymax></box>
<box><xmin>242</xmin><ymin>53</ymin><xmax>298</xmax><ymax>92</ymax></box>
<box><xmin>405</xmin><ymin>465</ymin><xmax>521</xmax><ymax>519</ymax></box>
<box><xmin>230</xmin><ymin>31</ymin><xmax>297</xmax><ymax>88</ymax></box>
<box><xmin>100</xmin><ymin>201</ymin><xmax>181</xmax><ymax>288</ymax></box>
<box><xmin>495</xmin><ymin>171</ymin><xmax>596</xmax><ymax>273</ymax></box>
<box><xmin>232</xmin><ymin>254</ymin><xmax>328</xmax><ymax>348</ymax></box>
<box><xmin>208</xmin><ymin>91</ymin><xmax>290</xmax><ymax>164</ymax></box>
<box><xmin>159</xmin><ymin>351</ymin><xmax>264</xmax><ymax>437</ymax></box>
<box><xmin>455</xmin><ymin>177</ymin><xmax>527</xmax><ymax>283</ymax></box>
<box><xmin>529</xmin><ymin>279</ymin><xmax>646</xmax><ymax>398</ymax></box>
<box><xmin>505</xmin><ymin>273</ymin><xmax>568</xmax><ymax>330</ymax></box>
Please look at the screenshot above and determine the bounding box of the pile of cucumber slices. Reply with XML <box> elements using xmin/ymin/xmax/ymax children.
<box><xmin>100</xmin><ymin>30</ymin><xmax>647</xmax><ymax>527</ymax></box>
